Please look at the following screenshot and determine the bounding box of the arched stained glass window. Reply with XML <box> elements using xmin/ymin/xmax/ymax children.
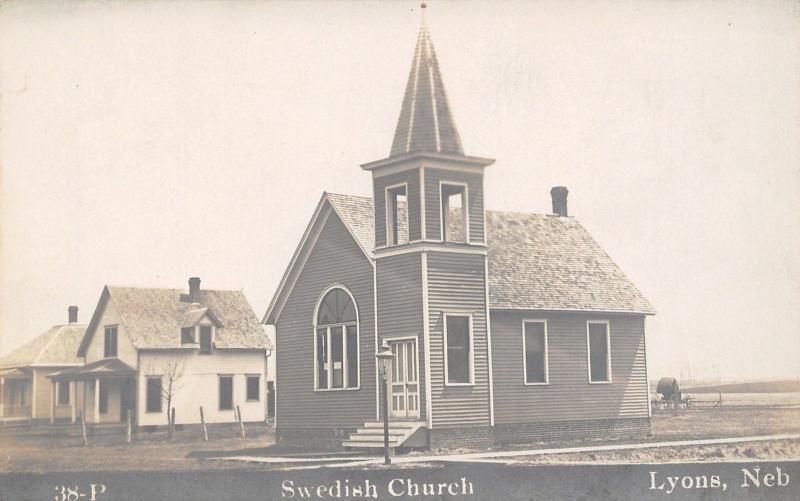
<box><xmin>315</xmin><ymin>287</ymin><xmax>359</xmax><ymax>390</ymax></box>
<box><xmin>317</xmin><ymin>288</ymin><xmax>357</xmax><ymax>326</ymax></box>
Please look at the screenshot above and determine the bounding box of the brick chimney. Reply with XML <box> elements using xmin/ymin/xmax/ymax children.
<box><xmin>188</xmin><ymin>277</ymin><xmax>201</xmax><ymax>302</ymax></box>
<box><xmin>551</xmin><ymin>186</ymin><xmax>569</xmax><ymax>217</ymax></box>
<box><xmin>68</xmin><ymin>306</ymin><xmax>78</xmax><ymax>324</ymax></box>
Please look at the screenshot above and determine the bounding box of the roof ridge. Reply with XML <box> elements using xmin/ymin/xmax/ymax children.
<box><xmin>325</xmin><ymin>192</ymin><xmax>372</xmax><ymax>202</ymax></box>
<box><xmin>487</xmin><ymin>209</ymin><xmax>573</xmax><ymax>219</ymax></box>
<box><xmin>324</xmin><ymin>192</ymin><xmax>565</xmax><ymax>219</ymax></box>
<box><xmin>107</xmin><ymin>285</ymin><xmax>244</xmax><ymax>293</ymax></box>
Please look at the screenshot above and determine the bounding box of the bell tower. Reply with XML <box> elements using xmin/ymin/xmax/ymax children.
<box><xmin>363</xmin><ymin>8</ymin><xmax>496</xmax><ymax>432</ymax></box>
<box><xmin>361</xmin><ymin>14</ymin><xmax>494</xmax><ymax>249</ymax></box>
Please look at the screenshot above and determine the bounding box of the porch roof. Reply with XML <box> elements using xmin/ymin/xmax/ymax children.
<box><xmin>49</xmin><ymin>358</ymin><xmax>136</xmax><ymax>381</ymax></box>
<box><xmin>0</xmin><ymin>368</ymin><xmax>29</xmax><ymax>380</ymax></box>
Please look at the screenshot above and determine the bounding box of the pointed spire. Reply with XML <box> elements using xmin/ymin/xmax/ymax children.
<box><xmin>390</xmin><ymin>12</ymin><xmax>464</xmax><ymax>157</ymax></box>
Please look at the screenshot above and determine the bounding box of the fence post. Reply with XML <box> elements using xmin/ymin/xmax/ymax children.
<box><xmin>236</xmin><ymin>404</ymin><xmax>245</xmax><ymax>439</ymax></box>
<box><xmin>200</xmin><ymin>406</ymin><xmax>208</xmax><ymax>442</ymax></box>
<box><xmin>80</xmin><ymin>411</ymin><xmax>88</xmax><ymax>447</ymax></box>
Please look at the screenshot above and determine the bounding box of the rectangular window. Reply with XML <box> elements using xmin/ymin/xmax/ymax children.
<box><xmin>104</xmin><ymin>326</ymin><xmax>118</xmax><ymax>358</ymax></box>
<box><xmin>219</xmin><ymin>375</ymin><xmax>233</xmax><ymax>410</ymax></box>
<box><xmin>441</xmin><ymin>183</ymin><xmax>467</xmax><ymax>243</ymax></box>
<box><xmin>146</xmin><ymin>377</ymin><xmax>162</xmax><ymax>413</ymax></box>
<box><xmin>246</xmin><ymin>375</ymin><xmax>260</xmax><ymax>401</ymax></box>
<box><xmin>330</xmin><ymin>326</ymin><xmax>344</xmax><ymax>389</ymax></box>
<box><xmin>57</xmin><ymin>381</ymin><xmax>70</xmax><ymax>405</ymax></box>
<box><xmin>181</xmin><ymin>327</ymin><xmax>195</xmax><ymax>345</ymax></box>
<box><xmin>316</xmin><ymin>328</ymin><xmax>328</xmax><ymax>388</ymax></box>
<box><xmin>445</xmin><ymin>315</ymin><xmax>472</xmax><ymax>384</ymax></box>
<box><xmin>346</xmin><ymin>325</ymin><xmax>359</xmax><ymax>388</ymax></box>
<box><xmin>523</xmin><ymin>321</ymin><xmax>548</xmax><ymax>384</ymax></box>
<box><xmin>315</xmin><ymin>325</ymin><xmax>359</xmax><ymax>390</ymax></box>
<box><xmin>386</xmin><ymin>184</ymin><xmax>409</xmax><ymax>246</ymax></box>
<box><xmin>98</xmin><ymin>380</ymin><xmax>108</xmax><ymax>414</ymax></box>
<box><xmin>199</xmin><ymin>325</ymin><xmax>213</xmax><ymax>353</ymax></box>
<box><xmin>588</xmin><ymin>322</ymin><xmax>611</xmax><ymax>383</ymax></box>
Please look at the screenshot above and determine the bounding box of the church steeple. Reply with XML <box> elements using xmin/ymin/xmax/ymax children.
<box><xmin>390</xmin><ymin>15</ymin><xmax>464</xmax><ymax>157</ymax></box>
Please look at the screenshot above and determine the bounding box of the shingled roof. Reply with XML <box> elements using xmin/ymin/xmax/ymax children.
<box><xmin>78</xmin><ymin>286</ymin><xmax>270</xmax><ymax>356</ymax></box>
<box><xmin>325</xmin><ymin>193</ymin><xmax>654</xmax><ymax>314</ymax></box>
<box><xmin>0</xmin><ymin>324</ymin><xmax>85</xmax><ymax>369</ymax></box>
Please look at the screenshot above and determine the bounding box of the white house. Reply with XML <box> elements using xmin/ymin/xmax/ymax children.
<box><xmin>0</xmin><ymin>307</ymin><xmax>84</xmax><ymax>424</ymax></box>
<box><xmin>51</xmin><ymin>278</ymin><xmax>272</xmax><ymax>429</ymax></box>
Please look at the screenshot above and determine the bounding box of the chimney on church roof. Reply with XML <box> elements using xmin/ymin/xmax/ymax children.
<box><xmin>551</xmin><ymin>187</ymin><xmax>569</xmax><ymax>217</ymax></box>
<box><xmin>390</xmin><ymin>12</ymin><xmax>464</xmax><ymax>157</ymax></box>
<box><xmin>68</xmin><ymin>306</ymin><xmax>78</xmax><ymax>324</ymax></box>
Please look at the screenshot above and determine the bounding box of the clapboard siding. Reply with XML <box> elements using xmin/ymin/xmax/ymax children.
<box><xmin>275</xmin><ymin>208</ymin><xmax>376</xmax><ymax>430</ymax></box>
<box><xmin>426</xmin><ymin>252</ymin><xmax>491</xmax><ymax>428</ymax></box>
<box><xmin>373</xmin><ymin>170</ymin><xmax>422</xmax><ymax>247</ymax></box>
<box><xmin>491</xmin><ymin>311</ymin><xmax>649</xmax><ymax>424</ymax></box>
<box><xmin>376</xmin><ymin>252</ymin><xmax>426</xmax><ymax>421</ymax></box>
<box><xmin>423</xmin><ymin>168</ymin><xmax>485</xmax><ymax>244</ymax></box>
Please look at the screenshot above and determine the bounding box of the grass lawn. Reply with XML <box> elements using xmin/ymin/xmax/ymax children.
<box><xmin>1</xmin><ymin>407</ymin><xmax>798</xmax><ymax>472</ymax></box>
<box><xmin>0</xmin><ymin>423</ymin><xmax>276</xmax><ymax>473</ymax></box>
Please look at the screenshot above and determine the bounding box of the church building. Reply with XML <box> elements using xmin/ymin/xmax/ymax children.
<box><xmin>263</xmin><ymin>17</ymin><xmax>654</xmax><ymax>450</ymax></box>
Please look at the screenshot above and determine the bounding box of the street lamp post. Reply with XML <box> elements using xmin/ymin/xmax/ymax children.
<box><xmin>376</xmin><ymin>341</ymin><xmax>394</xmax><ymax>465</ymax></box>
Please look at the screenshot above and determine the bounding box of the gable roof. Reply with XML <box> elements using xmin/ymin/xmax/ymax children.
<box><xmin>0</xmin><ymin>324</ymin><xmax>85</xmax><ymax>369</ymax></box>
<box><xmin>286</xmin><ymin>193</ymin><xmax>653</xmax><ymax>316</ymax></box>
<box><xmin>79</xmin><ymin>286</ymin><xmax>270</xmax><ymax>356</ymax></box>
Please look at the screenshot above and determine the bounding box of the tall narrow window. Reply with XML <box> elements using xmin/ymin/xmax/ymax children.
<box><xmin>104</xmin><ymin>326</ymin><xmax>118</xmax><ymax>358</ymax></box>
<box><xmin>588</xmin><ymin>322</ymin><xmax>611</xmax><ymax>383</ymax></box>
<box><xmin>523</xmin><ymin>321</ymin><xmax>548</xmax><ymax>384</ymax></box>
<box><xmin>146</xmin><ymin>377</ymin><xmax>162</xmax><ymax>413</ymax></box>
<box><xmin>57</xmin><ymin>381</ymin><xmax>71</xmax><ymax>405</ymax></box>
<box><xmin>314</xmin><ymin>287</ymin><xmax>359</xmax><ymax>390</ymax></box>
<box><xmin>441</xmin><ymin>183</ymin><xmax>467</xmax><ymax>243</ymax></box>
<box><xmin>219</xmin><ymin>375</ymin><xmax>233</xmax><ymax>410</ymax></box>
<box><xmin>246</xmin><ymin>375</ymin><xmax>260</xmax><ymax>401</ymax></box>
<box><xmin>386</xmin><ymin>184</ymin><xmax>408</xmax><ymax>246</ymax></box>
<box><xmin>199</xmin><ymin>325</ymin><xmax>213</xmax><ymax>354</ymax></box>
<box><xmin>445</xmin><ymin>315</ymin><xmax>472</xmax><ymax>384</ymax></box>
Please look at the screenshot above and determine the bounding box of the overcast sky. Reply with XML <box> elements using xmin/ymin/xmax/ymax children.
<box><xmin>2</xmin><ymin>1</ymin><xmax>798</xmax><ymax>382</ymax></box>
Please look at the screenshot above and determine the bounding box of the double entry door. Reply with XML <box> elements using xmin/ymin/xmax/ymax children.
<box><xmin>388</xmin><ymin>338</ymin><xmax>420</xmax><ymax>419</ymax></box>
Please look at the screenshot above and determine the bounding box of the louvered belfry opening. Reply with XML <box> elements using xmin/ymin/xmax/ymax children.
<box><xmin>390</xmin><ymin>19</ymin><xmax>464</xmax><ymax>157</ymax></box>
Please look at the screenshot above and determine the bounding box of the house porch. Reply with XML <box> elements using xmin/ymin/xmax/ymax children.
<box><xmin>0</xmin><ymin>368</ymin><xmax>32</xmax><ymax>423</ymax></box>
<box><xmin>49</xmin><ymin>358</ymin><xmax>137</xmax><ymax>426</ymax></box>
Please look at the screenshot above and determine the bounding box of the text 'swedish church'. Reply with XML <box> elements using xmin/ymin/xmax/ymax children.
<box><xmin>263</xmin><ymin>18</ymin><xmax>654</xmax><ymax>450</ymax></box>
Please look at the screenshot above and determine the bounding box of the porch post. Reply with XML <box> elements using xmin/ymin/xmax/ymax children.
<box><xmin>94</xmin><ymin>378</ymin><xmax>100</xmax><ymax>423</ymax></box>
<box><xmin>70</xmin><ymin>381</ymin><xmax>76</xmax><ymax>423</ymax></box>
<box><xmin>50</xmin><ymin>381</ymin><xmax>56</xmax><ymax>424</ymax></box>
<box><xmin>0</xmin><ymin>376</ymin><xmax>4</xmax><ymax>418</ymax></box>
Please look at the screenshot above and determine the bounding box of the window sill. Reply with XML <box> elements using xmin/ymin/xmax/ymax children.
<box><xmin>313</xmin><ymin>386</ymin><xmax>361</xmax><ymax>392</ymax></box>
<box><xmin>589</xmin><ymin>380</ymin><xmax>613</xmax><ymax>385</ymax></box>
<box><xmin>523</xmin><ymin>381</ymin><xmax>549</xmax><ymax>386</ymax></box>
<box><xmin>443</xmin><ymin>382</ymin><xmax>474</xmax><ymax>387</ymax></box>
